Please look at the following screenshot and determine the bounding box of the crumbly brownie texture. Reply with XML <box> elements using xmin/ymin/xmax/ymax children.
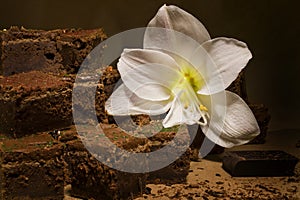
<box><xmin>0</xmin><ymin>66</ymin><xmax>120</xmax><ymax>137</ymax></box>
<box><xmin>64</xmin><ymin>140</ymin><xmax>146</xmax><ymax>200</ymax></box>
<box><xmin>0</xmin><ymin>71</ymin><xmax>73</xmax><ymax>136</ymax></box>
<box><xmin>64</xmin><ymin>123</ymin><xmax>192</xmax><ymax>199</ymax></box>
<box><xmin>0</xmin><ymin>134</ymin><xmax>65</xmax><ymax>200</ymax></box>
<box><xmin>0</xmin><ymin>123</ymin><xmax>192</xmax><ymax>200</ymax></box>
<box><xmin>0</xmin><ymin>26</ymin><xmax>107</xmax><ymax>76</ymax></box>
<box><xmin>0</xmin><ymin>125</ymin><xmax>146</xmax><ymax>200</ymax></box>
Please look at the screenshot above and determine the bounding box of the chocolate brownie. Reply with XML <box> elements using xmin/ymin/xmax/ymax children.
<box><xmin>0</xmin><ymin>26</ymin><xmax>107</xmax><ymax>76</ymax></box>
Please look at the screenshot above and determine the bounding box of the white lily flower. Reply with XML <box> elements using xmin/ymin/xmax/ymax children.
<box><xmin>105</xmin><ymin>5</ymin><xmax>260</xmax><ymax>148</ymax></box>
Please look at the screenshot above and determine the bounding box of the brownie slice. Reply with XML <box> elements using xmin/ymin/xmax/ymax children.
<box><xmin>0</xmin><ymin>65</ymin><xmax>120</xmax><ymax>137</ymax></box>
<box><xmin>0</xmin><ymin>71</ymin><xmax>73</xmax><ymax>137</ymax></box>
<box><xmin>63</xmin><ymin>125</ymin><xmax>146</xmax><ymax>200</ymax></box>
<box><xmin>62</xmin><ymin>123</ymin><xmax>191</xmax><ymax>199</ymax></box>
<box><xmin>0</xmin><ymin>133</ymin><xmax>65</xmax><ymax>200</ymax></box>
<box><xmin>0</xmin><ymin>26</ymin><xmax>107</xmax><ymax>76</ymax></box>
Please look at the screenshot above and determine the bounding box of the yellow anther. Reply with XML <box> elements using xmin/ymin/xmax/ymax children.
<box><xmin>200</xmin><ymin>104</ymin><xmax>208</xmax><ymax>112</ymax></box>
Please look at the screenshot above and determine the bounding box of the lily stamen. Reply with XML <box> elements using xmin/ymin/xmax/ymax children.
<box><xmin>200</xmin><ymin>104</ymin><xmax>208</xmax><ymax>112</ymax></box>
<box><xmin>197</xmin><ymin>109</ymin><xmax>208</xmax><ymax>126</ymax></box>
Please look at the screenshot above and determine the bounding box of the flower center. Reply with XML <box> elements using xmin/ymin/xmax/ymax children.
<box><xmin>170</xmin><ymin>64</ymin><xmax>209</xmax><ymax>126</ymax></box>
<box><xmin>181</xmin><ymin>65</ymin><xmax>204</xmax><ymax>93</ymax></box>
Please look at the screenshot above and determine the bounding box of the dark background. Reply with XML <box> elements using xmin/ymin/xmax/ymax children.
<box><xmin>1</xmin><ymin>0</ymin><xmax>299</xmax><ymax>131</ymax></box>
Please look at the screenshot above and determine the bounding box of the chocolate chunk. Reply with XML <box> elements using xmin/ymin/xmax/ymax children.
<box><xmin>222</xmin><ymin>150</ymin><xmax>299</xmax><ymax>177</ymax></box>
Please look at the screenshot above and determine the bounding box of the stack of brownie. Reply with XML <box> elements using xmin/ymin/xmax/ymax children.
<box><xmin>0</xmin><ymin>27</ymin><xmax>270</xmax><ymax>200</ymax></box>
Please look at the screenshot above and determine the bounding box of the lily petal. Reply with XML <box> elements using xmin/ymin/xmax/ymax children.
<box><xmin>105</xmin><ymin>84</ymin><xmax>171</xmax><ymax>116</ymax></box>
<box><xmin>147</xmin><ymin>5</ymin><xmax>210</xmax><ymax>45</ymax></box>
<box><xmin>144</xmin><ymin>5</ymin><xmax>210</xmax><ymax>62</ymax></box>
<box><xmin>118</xmin><ymin>49</ymin><xmax>181</xmax><ymax>101</ymax></box>
<box><xmin>144</xmin><ymin>27</ymin><xmax>203</xmax><ymax>67</ymax></box>
<box><xmin>202</xmin><ymin>91</ymin><xmax>260</xmax><ymax>148</ymax></box>
<box><xmin>198</xmin><ymin>37</ymin><xmax>252</xmax><ymax>95</ymax></box>
<box><xmin>188</xmin><ymin>45</ymin><xmax>226</xmax><ymax>95</ymax></box>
